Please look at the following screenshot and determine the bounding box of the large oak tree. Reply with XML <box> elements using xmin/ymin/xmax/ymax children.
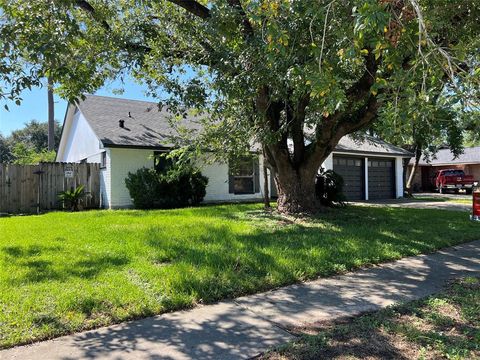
<box><xmin>1</xmin><ymin>0</ymin><xmax>479</xmax><ymax>213</ymax></box>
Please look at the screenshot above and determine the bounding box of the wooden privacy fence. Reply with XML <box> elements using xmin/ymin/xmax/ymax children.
<box><xmin>0</xmin><ymin>163</ymin><xmax>101</xmax><ymax>213</ymax></box>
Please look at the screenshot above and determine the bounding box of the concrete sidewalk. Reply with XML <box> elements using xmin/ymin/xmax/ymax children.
<box><xmin>2</xmin><ymin>241</ymin><xmax>480</xmax><ymax>360</ymax></box>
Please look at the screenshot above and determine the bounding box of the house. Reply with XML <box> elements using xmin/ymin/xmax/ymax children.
<box><xmin>56</xmin><ymin>95</ymin><xmax>412</xmax><ymax>208</ymax></box>
<box><xmin>407</xmin><ymin>146</ymin><xmax>480</xmax><ymax>192</ymax></box>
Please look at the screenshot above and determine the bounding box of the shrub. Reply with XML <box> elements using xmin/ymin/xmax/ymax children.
<box><xmin>125</xmin><ymin>167</ymin><xmax>208</xmax><ymax>209</ymax></box>
<box><xmin>315</xmin><ymin>168</ymin><xmax>346</xmax><ymax>207</ymax></box>
<box><xmin>58</xmin><ymin>185</ymin><xmax>85</xmax><ymax>211</ymax></box>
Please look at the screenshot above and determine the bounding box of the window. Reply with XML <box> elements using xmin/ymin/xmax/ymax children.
<box><xmin>443</xmin><ymin>170</ymin><xmax>464</xmax><ymax>176</ymax></box>
<box><xmin>100</xmin><ymin>151</ymin><xmax>106</xmax><ymax>169</ymax></box>
<box><xmin>229</xmin><ymin>156</ymin><xmax>260</xmax><ymax>194</ymax></box>
<box><xmin>154</xmin><ymin>151</ymin><xmax>173</xmax><ymax>173</ymax></box>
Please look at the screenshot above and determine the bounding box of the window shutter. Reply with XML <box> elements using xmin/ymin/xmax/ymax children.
<box><xmin>253</xmin><ymin>157</ymin><xmax>260</xmax><ymax>193</ymax></box>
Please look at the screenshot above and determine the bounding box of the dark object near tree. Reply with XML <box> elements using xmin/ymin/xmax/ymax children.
<box><xmin>125</xmin><ymin>167</ymin><xmax>208</xmax><ymax>209</ymax></box>
<box><xmin>315</xmin><ymin>169</ymin><xmax>346</xmax><ymax>207</ymax></box>
<box><xmin>58</xmin><ymin>185</ymin><xmax>85</xmax><ymax>211</ymax></box>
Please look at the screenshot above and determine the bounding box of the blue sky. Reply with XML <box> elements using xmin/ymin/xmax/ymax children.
<box><xmin>0</xmin><ymin>78</ymin><xmax>156</xmax><ymax>136</ymax></box>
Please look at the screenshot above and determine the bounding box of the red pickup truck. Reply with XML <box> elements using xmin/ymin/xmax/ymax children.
<box><xmin>434</xmin><ymin>169</ymin><xmax>476</xmax><ymax>194</ymax></box>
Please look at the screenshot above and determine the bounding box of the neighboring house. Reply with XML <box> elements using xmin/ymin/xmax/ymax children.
<box><xmin>56</xmin><ymin>94</ymin><xmax>412</xmax><ymax>208</ymax></box>
<box><xmin>407</xmin><ymin>146</ymin><xmax>480</xmax><ymax>192</ymax></box>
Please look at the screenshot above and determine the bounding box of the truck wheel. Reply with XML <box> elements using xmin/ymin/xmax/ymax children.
<box><xmin>440</xmin><ymin>187</ymin><xmax>446</xmax><ymax>194</ymax></box>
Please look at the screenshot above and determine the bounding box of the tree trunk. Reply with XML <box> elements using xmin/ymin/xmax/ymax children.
<box><xmin>274</xmin><ymin>168</ymin><xmax>319</xmax><ymax>214</ymax></box>
<box><xmin>405</xmin><ymin>145</ymin><xmax>422</xmax><ymax>196</ymax></box>
<box><xmin>256</xmin><ymin>66</ymin><xmax>378</xmax><ymax>215</ymax></box>
<box><xmin>47</xmin><ymin>77</ymin><xmax>55</xmax><ymax>151</ymax></box>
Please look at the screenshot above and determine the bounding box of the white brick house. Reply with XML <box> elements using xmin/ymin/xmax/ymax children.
<box><xmin>56</xmin><ymin>95</ymin><xmax>412</xmax><ymax>208</ymax></box>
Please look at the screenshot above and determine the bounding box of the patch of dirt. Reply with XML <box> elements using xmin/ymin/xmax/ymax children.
<box><xmin>263</xmin><ymin>278</ymin><xmax>480</xmax><ymax>360</ymax></box>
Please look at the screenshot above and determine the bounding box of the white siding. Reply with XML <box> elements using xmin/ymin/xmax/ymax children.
<box><xmin>395</xmin><ymin>156</ymin><xmax>404</xmax><ymax>198</ymax></box>
<box><xmin>56</xmin><ymin>107</ymin><xmax>111</xmax><ymax>207</ymax></box>
<box><xmin>100</xmin><ymin>149</ymin><xmax>112</xmax><ymax>208</ymax></box>
<box><xmin>322</xmin><ymin>154</ymin><xmax>333</xmax><ymax>170</ymax></box>
<box><xmin>57</xmin><ymin>110</ymin><xmax>103</xmax><ymax>163</ymax></box>
<box><xmin>201</xmin><ymin>156</ymin><xmax>268</xmax><ymax>203</ymax></box>
<box><xmin>109</xmin><ymin>148</ymin><xmax>154</xmax><ymax>208</ymax></box>
<box><xmin>107</xmin><ymin>150</ymin><xmax>269</xmax><ymax>208</ymax></box>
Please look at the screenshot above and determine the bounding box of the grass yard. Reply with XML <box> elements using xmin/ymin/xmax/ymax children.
<box><xmin>0</xmin><ymin>204</ymin><xmax>479</xmax><ymax>348</ymax></box>
<box><xmin>264</xmin><ymin>277</ymin><xmax>480</xmax><ymax>360</ymax></box>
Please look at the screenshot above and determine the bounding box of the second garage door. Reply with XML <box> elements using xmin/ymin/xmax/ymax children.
<box><xmin>368</xmin><ymin>159</ymin><xmax>395</xmax><ymax>200</ymax></box>
<box><xmin>333</xmin><ymin>156</ymin><xmax>364</xmax><ymax>201</ymax></box>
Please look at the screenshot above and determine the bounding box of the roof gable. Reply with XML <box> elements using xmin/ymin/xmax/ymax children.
<box><xmin>76</xmin><ymin>94</ymin><xmax>201</xmax><ymax>148</ymax></box>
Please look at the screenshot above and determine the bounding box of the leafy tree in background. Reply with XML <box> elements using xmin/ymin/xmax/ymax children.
<box><xmin>8</xmin><ymin>120</ymin><xmax>62</xmax><ymax>152</ymax></box>
<box><xmin>463</xmin><ymin>110</ymin><xmax>480</xmax><ymax>147</ymax></box>
<box><xmin>0</xmin><ymin>120</ymin><xmax>61</xmax><ymax>164</ymax></box>
<box><xmin>0</xmin><ymin>134</ymin><xmax>13</xmax><ymax>163</ymax></box>
<box><xmin>0</xmin><ymin>0</ymin><xmax>479</xmax><ymax>213</ymax></box>
<box><xmin>10</xmin><ymin>143</ymin><xmax>56</xmax><ymax>165</ymax></box>
<box><xmin>372</xmin><ymin>88</ymin><xmax>466</xmax><ymax>195</ymax></box>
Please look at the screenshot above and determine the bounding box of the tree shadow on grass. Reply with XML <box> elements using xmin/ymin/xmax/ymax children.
<box><xmin>140</xmin><ymin>207</ymin><xmax>477</xmax><ymax>306</ymax></box>
<box><xmin>2</xmin><ymin>245</ymin><xmax>130</xmax><ymax>284</ymax></box>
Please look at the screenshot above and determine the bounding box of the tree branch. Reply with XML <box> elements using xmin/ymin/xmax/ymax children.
<box><xmin>336</xmin><ymin>96</ymin><xmax>380</xmax><ymax>135</ymax></box>
<box><xmin>227</xmin><ymin>0</ymin><xmax>254</xmax><ymax>36</ymax></box>
<box><xmin>76</xmin><ymin>0</ymin><xmax>212</xmax><ymax>63</ymax></box>
<box><xmin>75</xmin><ymin>0</ymin><xmax>110</xmax><ymax>30</ymax></box>
<box><xmin>290</xmin><ymin>96</ymin><xmax>309</xmax><ymax>167</ymax></box>
<box><xmin>345</xmin><ymin>51</ymin><xmax>377</xmax><ymax>102</ymax></box>
<box><xmin>168</xmin><ymin>0</ymin><xmax>211</xmax><ymax>19</ymax></box>
<box><xmin>305</xmin><ymin>96</ymin><xmax>379</xmax><ymax>172</ymax></box>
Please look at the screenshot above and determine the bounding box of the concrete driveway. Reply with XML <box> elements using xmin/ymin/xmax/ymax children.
<box><xmin>352</xmin><ymin>193</ymin><xmax>472</xmax><ymax>212</ymax></box>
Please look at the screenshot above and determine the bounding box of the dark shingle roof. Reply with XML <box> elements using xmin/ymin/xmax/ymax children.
<box><xmin>77</xmin><ymin>94</ymin><xmax>201</xmax><ymax>148</ymax></box>
<box><xmin>413</xmin><ymin>146</ymin><xmax>480</xmax><ymax>166</ymax></box>
<box><xmin>76</xmin><ymin>94</ymin><xmax>412</xmax><ymax>157</ymax></box>
<box><xmin>334</xmin><ymin>135</ymin><xmax>412</xmax><ymax>156</ymax></box>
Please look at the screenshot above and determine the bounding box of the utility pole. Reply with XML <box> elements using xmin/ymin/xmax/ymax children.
<box><xmin>47</xmin><ymin>77</ymin><xmax>55</xmax><ymax>151</ymax></box>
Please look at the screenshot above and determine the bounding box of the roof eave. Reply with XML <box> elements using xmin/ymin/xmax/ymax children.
<box><xmin>103</xmin><ymin>143</ymin><xmax>172</xmax><ymax>150</ymax></box>
<box><xmin>333</xmin><ymin>149</ymin><xmax>413</xmax><ymax>157</ymax></box>
<box><xmin>414</xmin><ymin>161</ymin><xmax>480</xmax><ymax>166</ymax></box>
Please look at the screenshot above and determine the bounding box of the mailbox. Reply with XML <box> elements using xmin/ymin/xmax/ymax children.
<box><xmin>472</xmin><ymin>182</ymin><xmax>480</xmax><ymax>221</ymax></box>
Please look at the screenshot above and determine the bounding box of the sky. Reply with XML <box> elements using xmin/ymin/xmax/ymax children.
<box><xmin>0</xmin><ymin>78</ymin><xmax>156</xmax><ymax>136</ymax></box>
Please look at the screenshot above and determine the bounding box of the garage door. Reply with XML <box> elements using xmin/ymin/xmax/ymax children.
<box><xmin>368</xmin><ymin>159</ymin><xmax>395</xmax><ymax>200</ymax></box>
<box><xmin>333</xmin><ymin>156</ymin><xmax>364</xmax><ymax>201</ymax></box>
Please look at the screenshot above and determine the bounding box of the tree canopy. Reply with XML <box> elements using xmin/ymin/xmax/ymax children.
<box><xmin>1</xmin><ymin>0</ymin><xmax>479</xmax><ymax>212</ymax></box>
<box><xmin>0</xmin><ymin>120</ymin><xmax>61</xmax><ymax>163</ymax></box>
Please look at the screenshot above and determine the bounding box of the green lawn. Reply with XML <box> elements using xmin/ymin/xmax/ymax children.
<box><xmin>264</xmin><ymin>277</ymin><xmax>480</xmax><ymax>359</ymax></box>
<box><xmin>0</xmin><ymin>204</ymin><xmax>479</xmax><ymax>348</ymax></box>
